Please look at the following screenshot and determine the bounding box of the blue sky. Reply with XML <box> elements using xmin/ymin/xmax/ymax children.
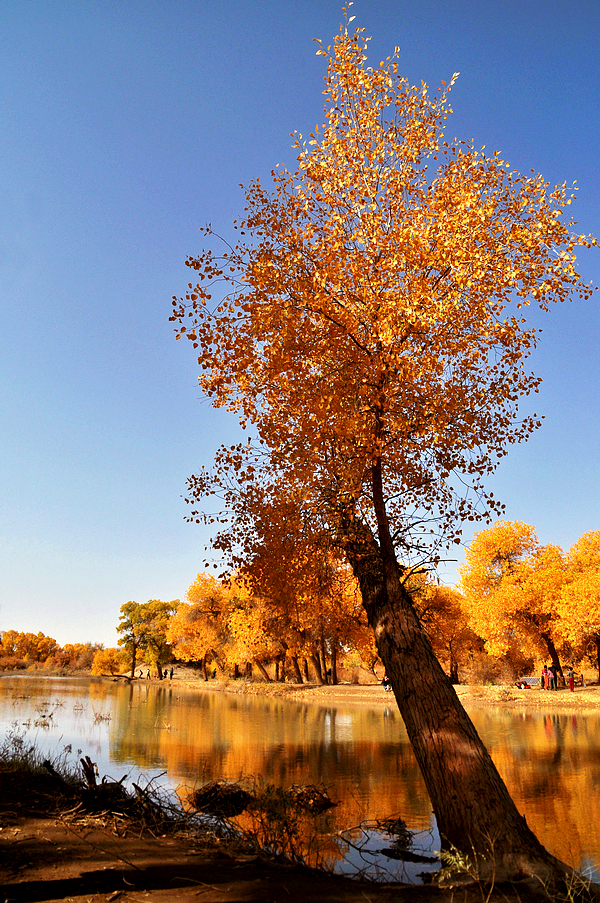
<box><xmin>1</xmin><ymin>0</ymin><xmax>598</xmax><ymax>647</ymax></box>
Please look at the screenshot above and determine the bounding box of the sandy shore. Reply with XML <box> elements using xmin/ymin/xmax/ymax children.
<box><xmin>167</xmin><ymin>673</ymin><xmax>600</xmax><ymax>712</ymax></box>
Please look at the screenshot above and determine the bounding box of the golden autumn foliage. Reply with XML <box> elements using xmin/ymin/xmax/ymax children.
<box><xmin>168</xmin><ymin>564</ymin><xmax>376</xmax><ymax>684</ymax></box>
<box><xmin>459</xmin><ymin>520</ymin><xmax>567</xmax><ymax>665</ymax></box>
<box><xmin>557</xmin><ymin>532</ymin><xmax>600</xmax><ymax>676</ymax></box>
<box><xmin>117</xmin><ymin>599</ymin><xmax>179</xmax><ymax>678</ymax></box>
<box><xmin>412</xmin><ymin>581</ymin><xmax>480</xmax><ymax>682</ymax></box>
<box><xmin>0</xmin><ymin>631</ymin><xmax>103</xmax><ymax>672</ymax></box>
<box><xmin>173</xmin><ymin>16</ymin><xmax>596</xmax><ymax>572</ymax></box>
<box><xmin>0</xmin><ymin>629</ymin><xmax>59</xmax><ymax>663</ymax></box>
<box><xmin>167</xmin><ymin>574</ymin><xmax>229</xmax><ymax>671</ymax></box>
<box><xmin>171</xmin><ymin>12</ymin><xmax>598</xmax><ymax>874</ymax></box>
<box><xmin>91</xmin><ymin>646</ymin><xmax>128</xmax><ymax>675</ymax></box>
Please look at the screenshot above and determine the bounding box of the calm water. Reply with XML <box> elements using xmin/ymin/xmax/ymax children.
<box><xmin>1</xmin><ymin>675</ymin><xmax>599</xmax><ymax>882</ymax></box>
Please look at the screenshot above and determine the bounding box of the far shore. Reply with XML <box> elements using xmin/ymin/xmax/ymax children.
<box><xmin>4</xmin><ymin>667</ymin><xmax>600</xmax><ymax>712</ymax></box>
<box><xmin>127</xmin><ymin>668</ymin><xmax>600</xmax><ymax>712</ymax></box>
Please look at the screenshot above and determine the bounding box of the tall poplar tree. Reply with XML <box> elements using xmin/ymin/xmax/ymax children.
<box><xmin>172</xmin><ymin>14</ymin><xmax>596</xmax><ymax>884</ymax></box>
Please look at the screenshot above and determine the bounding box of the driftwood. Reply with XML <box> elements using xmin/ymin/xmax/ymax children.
<box><xmin>286</xmin><ymin>784</ymin><xmax>336</xmax><ymax>813</ymax></box>
<box><xmin>188</xmin><ymin>781</ymin><xmax>253</xmax><ymax>817</ymax></box>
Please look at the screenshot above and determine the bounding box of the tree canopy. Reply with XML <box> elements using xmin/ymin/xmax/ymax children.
<box><xmin>459</xmin><ymin>520</ymin><xmax>567</xmax><ymax>669</ymax></box>
<box><xmin>172</xmin><ymin>12</ymin><xmax>596</xmax><ymax>883</ymax></box>
<box><xmin>117</xmin><ymin>599</ymin><xmax>179</xmax><ymax>678</ymax></box>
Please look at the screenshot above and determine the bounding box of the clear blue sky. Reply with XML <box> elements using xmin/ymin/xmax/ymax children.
<box><xmin>1</xmin><ymin>1</ymin><xmax>598</xmax><ymax>648</ymax></box>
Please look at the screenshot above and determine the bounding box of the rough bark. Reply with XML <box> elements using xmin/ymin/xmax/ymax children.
<box><xmin>310</xmin><ymin>652</ymin><xmax>324</xmax><ymax>685</ymax></box>
<box><xmin>340</xmin><ymin>479</ymin><xmax>571</xmax><ymax>883</ymax></box>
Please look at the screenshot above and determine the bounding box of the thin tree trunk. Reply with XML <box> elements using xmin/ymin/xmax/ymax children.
<box><xmin>448</xmin><ymin>643</ymin><xmax>459</xmax><ymax>684</ymax></box>
<box><xmin>210</xmin><ymin>648</ymin><xmax>226</xmax><ymax>675</ymax></box>
<box><xmin>303</xmin><ymin>658</ymin><xmax>309</xmax><ymax>682</ymax></box>
<box><xmin>339</xmin><ymin>464</ymin><xmax>569</xmax><ymax>883</ymax></box>
<box><xmin>331</xmin><ymin>643</ymin><xmax>338</xmax><ymax>685</ymax></box>
<box><xmin>320</xmin><ymin>635</ymin><xmax>328</xmax><ymax>684</ymax></box>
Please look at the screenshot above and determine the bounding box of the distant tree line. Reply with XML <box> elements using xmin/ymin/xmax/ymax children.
<box><xmin>0</xmin><ymin>631</ymin><xmax>102</xmax><ymax>672</ymax></box>
<box><xmin>4</xmin><ymin>522</ymin><xmax>599</xmax><ymax>684</ymax></box>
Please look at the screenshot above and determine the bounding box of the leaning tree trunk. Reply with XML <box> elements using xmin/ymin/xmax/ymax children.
<box><xmin>541</xmin><ymin>631</ymin><xmax>564</xmax><ymax>681</ymax></box>
<box><xmin>339</xmin><ymin>468</ymin><xmax>572</xmax><ymax>885</ymax></box>
<box><xmin>253</xmin><ymin>658</ymin><xmax>272</xmax><ymax>682</ymax></box>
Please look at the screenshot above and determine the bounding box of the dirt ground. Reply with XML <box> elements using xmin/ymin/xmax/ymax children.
<box><xmin>172</xmin><ymin>675</ymin><xmax>600</xmax><ymax>712</ymax></box>
<box><xmin>3</xmin><ymin>679</ymin><xmax>600</xmax><ymax>902</ymax></box>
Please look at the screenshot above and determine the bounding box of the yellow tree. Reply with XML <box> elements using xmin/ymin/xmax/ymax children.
<box><xmin>236</xmin><ymin>492</ymin><xmax>371</xmax><ymax>685</ymax></box>
<box><xmin>91</xmin><ymin>647</ymin><xmax>128</xmax><ymax>675</ymax></box>
<box><xmin>172</xmin><ymin>14</ymin><xmax>596</xmax><ymax>881</ymax></box>
<box><xmin>167</xmin><ymin>573</ymin><xmax>231</xmax><ymax>678</ymax></box>
<box><xmin>557</xmin><ymin>532</ymin><xmax>600</xmax><ymax>679</ymax></box>
<box><xmin>459</xmin><ymin>521</ymin><xmax>567</xmax><ymax>676</ymax></box>
<box><xmin>413</xmin><ymin>582</ymin><xmax>480</xmax><ymax>684</ymax></box>
<box><xmin>117</xmin><ymin>599</ymin><xmax>178</xmax><ymax>678</ymax></box>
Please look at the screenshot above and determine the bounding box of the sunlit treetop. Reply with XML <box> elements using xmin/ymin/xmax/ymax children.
<box><xmin>172</xmin><ymin>12</ymin><xmax>597</xmax><ymax>567</ymax></box>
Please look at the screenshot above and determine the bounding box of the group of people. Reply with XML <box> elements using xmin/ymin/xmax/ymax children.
<box><xmin>540</xmin><ymin>664</ymin><xmax>559</xmax><ymax>690</ymax></box>
<box><xmin>138</xmin><ymin>667</ymin><xmax>174</xmax><ymax>680</ymax></box>
<box><xmin>541</xmin><ymin>663</ymin><xmax>577</xmax><ymax>692</ymax></box>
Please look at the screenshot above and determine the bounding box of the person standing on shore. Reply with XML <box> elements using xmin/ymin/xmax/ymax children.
<box><xmin>567</xmin><ymin>666</ymin><xmax>575</xmax><ymax>692</ymax></box>
<box><xmin>541</xmin><ymin>665</ymin><xmax>548</xmax><ymax>689</ymax></box>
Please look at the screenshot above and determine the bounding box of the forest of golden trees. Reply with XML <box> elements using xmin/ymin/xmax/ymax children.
<box><xmin>4</xmin><ymin>521</ymin><xmax>598</xmax><ymax>685</ymax></box>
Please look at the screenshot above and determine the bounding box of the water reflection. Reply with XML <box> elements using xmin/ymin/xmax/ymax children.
<box><xmin>1</xmin><ymin>676</ymin><xmax>600</xmax><ymax>880</ymax></box>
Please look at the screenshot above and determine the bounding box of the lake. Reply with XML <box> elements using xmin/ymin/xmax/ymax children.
<box><xmin>1</xmin><ymin>674</ymin><xmax>599</xmax><ymax>883</ymax></box>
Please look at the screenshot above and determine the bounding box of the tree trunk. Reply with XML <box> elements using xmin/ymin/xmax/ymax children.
<box><xmin>279</xmin><ymin>654</ymin><xmax>287</xmax><ymax>682</ymax></box>
<box><xmin>449</xmin><ymin>656</ymin><xmax>459</xmax><ymax>685</ymax></box>
<box><xmin>290</xmin><ymin>655</ymin><xmax>303</xmax><ymax>683</ymax></box>
<box><xmin>340</xmin><ymin>471</ymin><xmax>570</xmax><ymax>884</ymax></box>
<box><xmin>253</xmin><ymin>659</ymin><xmax>272</xmax><ymax>682</ymax></box>
<box><xmin>320</xmin><ymin>636</ymin><xmax>328</xmax><ymax>684</ymax></box>
<box><xmin>210</xmin><ymin>648</ymin><xmax>226</xmax><ymax>675</ymax></box>
<box><xmin>310</xmin><ymin>652</ymin><xmax>324</xmax><ymax>685</ymax></box>
<box><xmin>303</xmin><ymin>658</ymin><xmax>309</xmax><ymax>682</ymax></box>
<box><xmin>541</xmin><ymin>632</ymin><xmax>563</xmax><ymax>680</ymax></box>
<box><xmin>331</xmin><ymin>643</ymin><xmax>338</xmax><ymax>685</ymax></box>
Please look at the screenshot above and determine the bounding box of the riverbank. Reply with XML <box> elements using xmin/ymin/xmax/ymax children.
<box><xmin>0</xmin><ymin>765</ymin><xmax>583</xmax><ymax>903</ymax></box>
<box><xmin>166</xmin><ymin>670</ymin><xmax>600</xmax><ymax>713</ymax></box>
